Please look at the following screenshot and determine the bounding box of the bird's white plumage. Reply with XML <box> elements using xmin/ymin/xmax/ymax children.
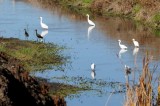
<box><xmin>91</xmin><ymin>63</ymin><xmax>95</xmax><ymax>70</ymax></box>
<box><xmin>118</xmin><ymin>40</ymin><xmax>127</xmax><ymax>49</ymax></box>
<box><xmin>132</xmin><ymin>39</ymin><xmax>139</xmax><ymax>47</ymax></box>
<box><xmin>91</xmin><ymin>70</ymin><xmax>96</xmax><ymax>79</ymax></box>
<box><xmin>40</xmin><ymin>17</ymin><xmax>48</xmax><ymax>29</ymax></box>
<box><xmin>86</xmin><ymin>14</ymin><xmax>95</xmax><ymax>26</ymax></box>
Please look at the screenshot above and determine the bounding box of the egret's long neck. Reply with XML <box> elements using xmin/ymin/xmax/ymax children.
<box><xmin>87</xmin><ymin>15</ymin><xmax>89</xmax><ymax>21</ymax></box>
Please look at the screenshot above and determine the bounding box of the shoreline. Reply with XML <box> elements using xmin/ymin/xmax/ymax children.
<box><xmin>31</xmin><ymin>0</ymin><xmax>160</xmax><ymax>30</ymax></box>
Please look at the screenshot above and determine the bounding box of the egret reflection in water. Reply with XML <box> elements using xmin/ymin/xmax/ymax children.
<box><xmin>91</xmin><ymin>70</ymin><xmax>96</xmax><ymax>79</ymax></box>
<box><xmin>118</xmin><ymin>49</ymin><xmax>127</xmax><ymax>59</ymax></box>
<box><xmin>41</xmin><ymin>30</ymin><xmax>48</xmax><ymax>37</ymax></box>
<box><xmin>133</xmin><ymin>47</ymin><xmax>139</xmax><ymax>56</ymax></box>
<box><xmin>133</xmin><ymin>47</ymin><xmax>139</xmax><ymax>68</ymax></box>
<box><xmin>87</xmin><ymin>26</ymin><xmax>95</xmax><ymax>40</ymax></box>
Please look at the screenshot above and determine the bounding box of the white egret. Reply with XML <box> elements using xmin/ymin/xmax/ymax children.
<box><xmin>118</xmin><ymin>40</ymin><xmax>127</xmax><ymax>49</ymax></box>
<box><xmin>91</xmin><ymin>63</ymin><xmax>95</xmax><ymax>70</ymax></box>
<box><xmin>40</xmin><ymin>17</ymin><xmax>48</xmax><ymax>30</ymax></box>
<box><xmin>86</xmin><ymin>14</ymin><xmax>95</xmax><ymax>26</ymax></box>
<box><xmin>132</xmin><ymin>39</ymin><xmax>139</xmax><ymax>47</ymax></box>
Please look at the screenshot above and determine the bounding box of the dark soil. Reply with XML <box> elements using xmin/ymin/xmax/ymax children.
<box><xmin>0</xmin><ymin>52</ymin><xmax>66</xmax><ymax>106</ymax></box>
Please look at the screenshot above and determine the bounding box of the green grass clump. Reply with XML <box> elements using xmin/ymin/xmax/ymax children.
<box><xmin>153</xmin><ymin>12</ymin><xmax>160</xmax><ymax>23</ymax></box>
<box><xmin>0</xmin><ymin>38</ymin><xmax>67</xmax><ymax>71</ymax></box>
<box><xmin>82</xmin><ymin>0</ymin><xmax>92</xmax><ymax>4</ymax></box>
<box><xmin>133</xmin><ymin>4</ymin><xmax>142</xmax><ymax>14</ymax></box>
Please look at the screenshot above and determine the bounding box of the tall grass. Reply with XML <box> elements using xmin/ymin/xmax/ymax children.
<box><xmin>124</xmin><ymin>56</ymin><xmax>153</xmax><ymax>106</ymax></box>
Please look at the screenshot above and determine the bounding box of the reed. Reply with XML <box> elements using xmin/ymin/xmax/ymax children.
<box><xmin>124</xmin><ymin>56</ymin><xmax>153</xmax><ymax>106</ymax></box>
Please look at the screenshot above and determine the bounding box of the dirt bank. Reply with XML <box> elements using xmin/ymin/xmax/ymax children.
<box><xmin>0</xmin><ymin>51</ymin><xmax>66</xmax><ymax>106</ymax></box>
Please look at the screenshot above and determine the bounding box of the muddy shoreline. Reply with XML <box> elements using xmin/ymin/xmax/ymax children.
<box><xmin>0</xmin><ymin>51</ymin><xmax>66</xmax><ymax>106</ymax></box>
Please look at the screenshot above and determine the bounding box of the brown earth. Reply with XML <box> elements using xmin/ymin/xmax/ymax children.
<box><xmin>0</xmin><ymin>52</ymin><xmax>66</xmax><ymax>106</ymax></box>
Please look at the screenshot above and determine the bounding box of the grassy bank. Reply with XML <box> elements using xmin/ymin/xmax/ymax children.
<box><xmin>32</xmin><ymin>0</ymin><xmax>160</xmax><ymax>29</ymax></box>
<box><xmin>0</xmin><ymin>37</ymin><xmax>67</xmax><ymax>71</ymax></box>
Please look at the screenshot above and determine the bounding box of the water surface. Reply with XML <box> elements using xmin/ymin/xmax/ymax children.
<box><xmin>1</xmin><ymin>0</ymin><xmax>160</xmax><ymax>106</ymax></box>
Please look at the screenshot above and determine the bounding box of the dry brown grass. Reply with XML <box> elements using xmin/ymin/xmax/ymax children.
<box><xmin>124</xmin><ymin>56</ymin><xmax>153</xmax><ymax>106</ymax></box>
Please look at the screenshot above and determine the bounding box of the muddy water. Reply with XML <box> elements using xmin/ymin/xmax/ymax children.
<box><xmin>1</xmin><ymin>0</ymin><xmax>160</xmax><ymax>106</ymax></box>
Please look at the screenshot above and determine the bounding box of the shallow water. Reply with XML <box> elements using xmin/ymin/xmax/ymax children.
<box><xmin>1</xmin><ymin>0</ymin><xmax>160</xmax><ymax>106</ymax></box>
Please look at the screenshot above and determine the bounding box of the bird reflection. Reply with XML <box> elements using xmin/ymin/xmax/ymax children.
<box><xmin>41</xmin><ymin>30</ymin><xmax>48</xmax><ymax>37</ymax></box>
<box><xmin>90</xmin><ymin>63</ymin><xmax>96</xmax><ymax>79</ymax></box>
<box><xmin>91</xmin><ymin>70</ymin><xmax>96</xmax><ymax>79</ymax></box>
<box><xmin>133</xmin><ymin>47</ymin><xmax>139</xmax><ymax>56</ymax></box>
<box><xmin>118</xmin><ymin>49</ymin><xmax>127</xmax><ymax>58</ymax></box>
<box><xmin>87</xmin><ymin>26</ymin><xmax>95</xmax><ymax>40</ymax></box>
<box><xmin>133</xmin><ymin>47</ymin><xmax>139</xmax><ymax>68</ymax></box>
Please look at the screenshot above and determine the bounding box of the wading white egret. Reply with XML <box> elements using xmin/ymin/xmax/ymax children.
<box><xmin>132</xmin><ymin>39</ymin><xmax>139</xmax><ymax>47</ymax></box>
<box><xmin>91</xmin><ymin>63</ymin><xmax>95</xmax><ymax>70</ymax></box>
<box><xmin>86</xmin><ymin>14</ymin><xmax>95</xmax><ymax>26</ymax></box>
<box><xmin>40</xmin><ymin>17</ymin><xmax>48</xmax><ymax>30</ymax></box>
<box><xmin>118</xmin><ymin>40</ymin><xmax>127</xmax><ymax>49</ymax></box>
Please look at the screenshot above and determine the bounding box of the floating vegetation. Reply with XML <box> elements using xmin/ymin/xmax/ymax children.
<box><xmin>51</xmin><ymin>75</ymin><xmax>126</xmax><ymax>95</ymax></box>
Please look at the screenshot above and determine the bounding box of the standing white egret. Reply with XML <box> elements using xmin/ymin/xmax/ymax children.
<box><xmin>132</xmin><ymin>39</ymin><xmax>139</xmax><ymax>47</ymax></box>
<box><xmin>118</xmin><ymin>40</ymin><xmax>127</xmax><ymax>49</ymax></box>
<box><xmin>91</xmin><ymin>63</ymin><xmax>95</xmax><ymax>70</ymax></box>
<box><xmin>40</xmin><ymin>17</ymin><xmax>48</xmax><ymax>30</ymax></box>
<box><xmin>86</xmin><ymin>14</ymin><xmax>95</xmax><ymax>26</ymax></box>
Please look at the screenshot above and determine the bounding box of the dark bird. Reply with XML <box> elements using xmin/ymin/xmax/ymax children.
<box><xmin>124</xmin><ymin>65</ymin><xmax>131</xmax><ymax>75</ymax></box>
<box><xmin>35</xmin><ymin>29</ymin><xmax>43</xmax><ymax>39</ymax></box>
<box><xmin>24</xmin><ymin>29</ymin><xmax>29</xmax><ymax>39</ymax></box>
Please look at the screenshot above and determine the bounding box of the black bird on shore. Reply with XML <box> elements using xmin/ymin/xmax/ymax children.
<box><xmin>35</xmin><ymin>29</ymin><xmax>43</xmax><ymax>39</ymax></box>
<box><xmin>24</xmin><ymin>29</ymin><xmax>29</xmax><ymax>39</ymax></box>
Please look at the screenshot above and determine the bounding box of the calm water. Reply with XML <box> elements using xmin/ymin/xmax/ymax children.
<box><xmin>1</xmin><ymin>0</ymin><xmax>160</xmax><ymax>106</ymax></box>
